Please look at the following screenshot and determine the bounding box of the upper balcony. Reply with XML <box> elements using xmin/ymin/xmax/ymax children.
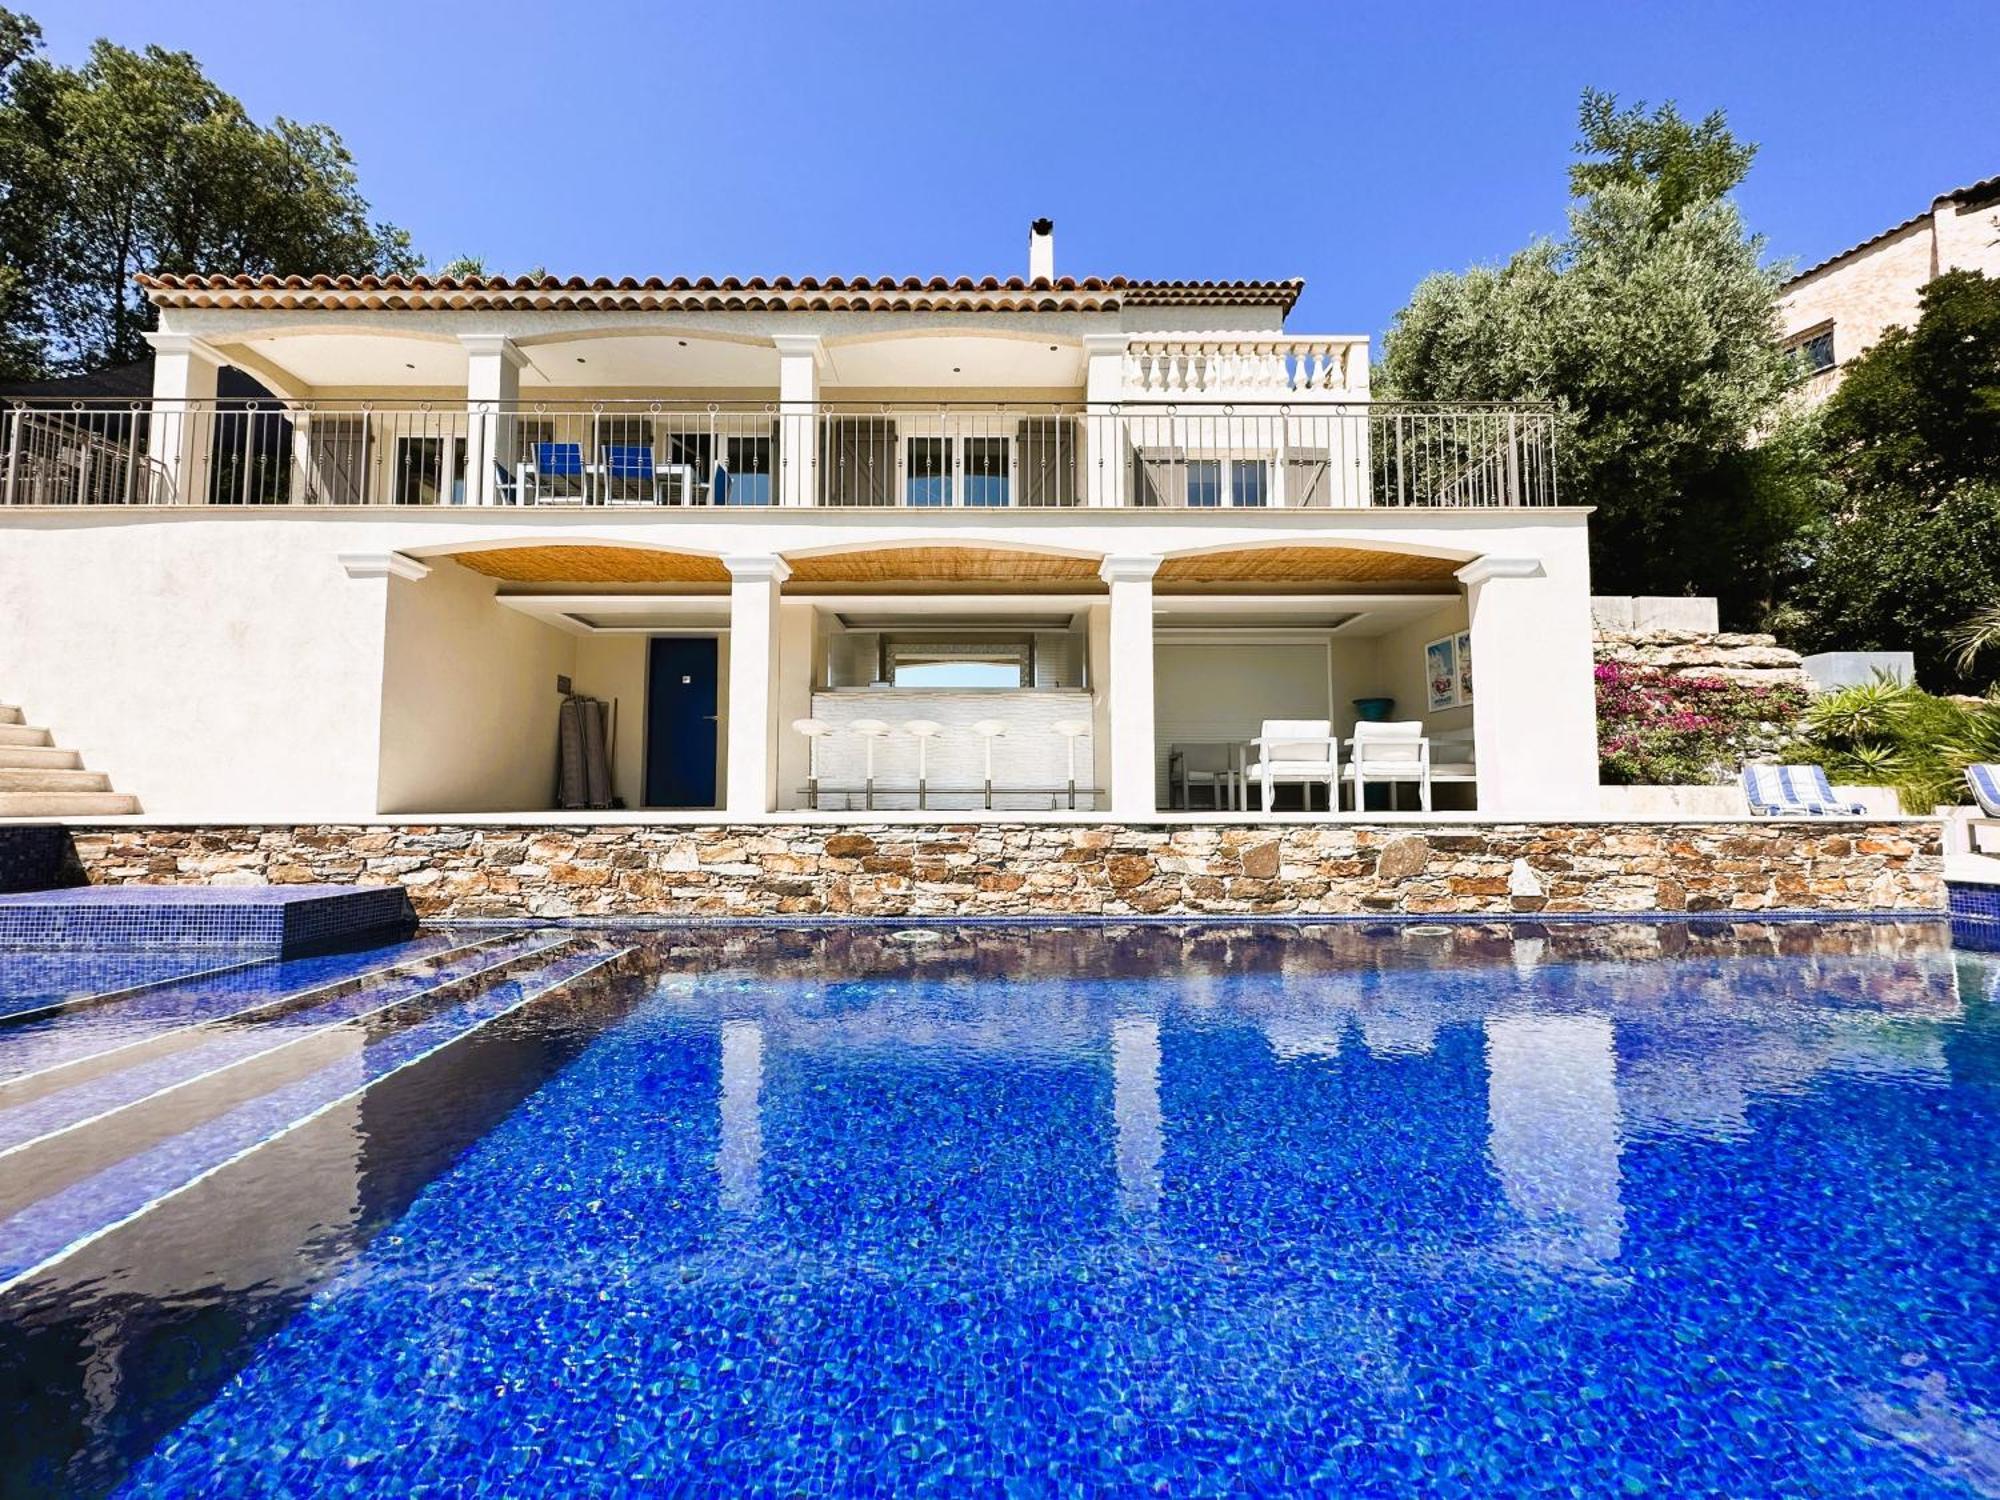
<box><xmin>1</xmin><ymin>394</ymin><xmax>1557</xmax><ymax>511</ymax></box>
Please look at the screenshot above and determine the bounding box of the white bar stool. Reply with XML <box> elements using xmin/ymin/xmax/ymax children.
<box><xmin>1052</xmin><ymin>719</ymin><xmax>1090</xmax><ymax>809</ymax></box>
<box><xmin>902</xmin><ymin>719</ymin><xmax>943</xmax><ymax>809</ymax></box>
<box><xmin>849</xmin><ymin>718</ymin><xmax>891</xmax><ymax>810</ymax></box>
<box><xmin>971</xmin><ymin>719</ymin><xmax>1008</xmax><ymax>810</ymax></box>
<box><xmin>792</xmin><ymin>717</ymin><xmax>831</xmax><ymax>809</ymax></box>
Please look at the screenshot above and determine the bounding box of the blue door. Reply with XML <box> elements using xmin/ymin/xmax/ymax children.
<box><xmin>644</xmin><ymin>637</ymin><xmax>719</xmax><ymax>808</ymax></box>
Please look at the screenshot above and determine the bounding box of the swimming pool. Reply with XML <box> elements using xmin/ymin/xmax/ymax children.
<box><xmin>2</xmin><ymin>920</ymin><xmax>1995</xmax><ymax>1497</ymax></box>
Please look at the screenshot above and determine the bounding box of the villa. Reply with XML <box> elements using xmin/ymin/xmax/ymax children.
<box><xmin>0</xmin><ymin>222</ymin><xmax>1596</xmax><ymax>826</ymax></box>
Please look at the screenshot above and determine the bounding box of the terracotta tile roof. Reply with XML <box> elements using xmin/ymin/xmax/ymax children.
<box><xmin>1783</xmin><ymin>172</ymin><xmax>1999</xmax><ymax>287</ymax></box>
<box><xmin>136</xmin><ymin>273</ymin><xmax>1303</xmax><ymax>314</ymax></box>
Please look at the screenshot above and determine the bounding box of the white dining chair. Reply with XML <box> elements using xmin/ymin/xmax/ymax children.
<box><xmin>1244</xmin><ymin>719</ymin><xmax>1340</xmax><ymax>816</ymax></box>
<box><xmin>1052</xmin><ymin>718</ymin><xmax>1090</xmax><ymax>809</ymax></box>
<box><xmin>792</xmin><ymin>717</ymin><xmax>832</xmax><ymax>809</ymax></box>
<box><xmin>1345</xmin><ymin>721</ymin><xmax>1432</xmax><ymax>812</ymax></box>
<box><xmin>972</xmin><ymin>719</ymin><xmax>1008</xmax><ymax>809</ymax></box>
<box><xmin>902</xmin><ymin>719</ymin><xmax>943</xmax><ymax>809</ymax></box>
<box><xmin>849</xmin><ymin>718</ymin><xmax>891</xmax><ymax>810</ymax></box>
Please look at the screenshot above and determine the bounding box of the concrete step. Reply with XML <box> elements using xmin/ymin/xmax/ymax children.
<box><xmin>0</xmin><ymin>706</ymin><xmax>21</xmax><ymax>725</ymax></box>
<box><xmin>0</xmin><ymin>792</ymin><xmax>140</xmax><ymax>817</ymax></box>
<box><xmin>0</xmin><ymin>726</ymin><xmax>53</xmax><ymax>748</ymax></box>
<box><xmin>0</xmin><ymin>747</ymin><xmax>82</xmax><ymax>770</ymax></box>
<box><xmin>0</xmin><ymin>769</ymin><xmax>110</xmax><ymax>793</ymax></box>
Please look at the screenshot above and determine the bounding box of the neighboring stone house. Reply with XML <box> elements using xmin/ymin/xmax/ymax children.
<box><xmin>1777</xmin><ymin>174</ymin><xmax>2000</xmax><ymax>399</ymax></box>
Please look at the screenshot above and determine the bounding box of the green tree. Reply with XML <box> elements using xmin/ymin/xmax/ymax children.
<box><xmin>0</xmin><ymin>8</ymin><xmax>418</xmax><ymax>375</ymax></box>
<box><xmin>1789</xmin><ymin>270</ymin><xmax>2000</xmax><ymax>690</ymax></box>
<box><xmin>1380</xmin><ymin>92</ymin><xmax>1810</xmax><ymax>623</ymax></box>
<box><xmin>1569</xmin><ymin>87</ymin><xmax>1759</xmax><ymax>230</ymax></box>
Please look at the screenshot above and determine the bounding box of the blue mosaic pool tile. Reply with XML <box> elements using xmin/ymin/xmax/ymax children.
<box><xmin>0</xmin><ymin>932</ymin><xmax>473</xmax><ymax>1079</ymax></box>
<box><xmin>0</xmin><ymin>933</ymin><xmax>571</xmax><ymax>1152</ymax></box>
<box><xmin>0</xmin><ymin>940</ymin><xmax>624</xmax><ymax>1292</ymax></box>
<box><xmin>0</xmin><ymin>884</ymin><xmax>416</xmax><ymax>956</ymax></box>
<box><xmin>102</xmin><ymin>936</ymin><xmax>2000</xmax><ymax>1500</ymax></box>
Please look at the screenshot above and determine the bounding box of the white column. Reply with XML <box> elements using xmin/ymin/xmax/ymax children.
<box><xmin>1485</xmin><ymin>1014</ymin><xmax>1624</xmax><ymax>1265</ymax></box>
<box><xmin>1101</xmin><ymin>554</ymin><xmax>1161</xmax><ymax>816</ymax></box>
<box><xmin>1082</xmin><ymin>332</ymin><xmax>1129</xmax><ymax>508</ymax></box>
<box><xmin>143</xmin><ymin>331</ymin><xmax>222</xmax><ymax>505</ymax></box>
<box><xmin>1458</xmin><ymin>554</ymin><xmax>1599</xmax><ymax>817</ymax></box>
<box><xmin>460</xmin><ymin>334</ymin><xmax>524</xmax><ymax>506</ymax></box>
<box><xmin>724</xmin><ymin>554</ymin><xmax>790</xmax><ymax>815</ymax></box>
<box><xmin>772</xmin><ymin>334</ymin><xmax>822</xmax><ymax>508</ymax></box>
<box><xmin>718</xmin><ymin>1019</ymin><xmax>764</xmax><ymax>1215</ymax></box>
<box><xmin>1111</xmin><ymin>1017</ymin><xmax>1163</xmax><ymax>1220</ymax></box>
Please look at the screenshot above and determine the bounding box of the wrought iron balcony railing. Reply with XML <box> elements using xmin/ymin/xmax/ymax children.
<box><xmin>0</xmin><ymin>398</ymin><xmax>1556</xmax><ymax>510</ymax></box>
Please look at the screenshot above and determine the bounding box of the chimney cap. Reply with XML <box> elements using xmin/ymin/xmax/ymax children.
<box><xmin>1031</xmin><ymin>217</ymin><xmax>1054</xmax><ymax>235</ymax></box>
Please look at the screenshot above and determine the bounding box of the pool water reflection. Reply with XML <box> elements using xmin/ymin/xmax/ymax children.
<box><xmin>3</xmin><ymin>920</ymin><xmax>1997</xmax><ymax>1497</ymax></box>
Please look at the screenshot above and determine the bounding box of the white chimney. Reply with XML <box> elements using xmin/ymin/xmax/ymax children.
<box><xmin>1028</xmin><ymin>218</ymin><xmax>1055</xmax><ymax>282</ymax></box>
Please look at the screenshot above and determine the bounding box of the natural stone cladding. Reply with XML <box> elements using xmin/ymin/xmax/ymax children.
<box><xmin>50</xmin><ymin>821</ymin><xmax>1943</xmax><ymax>920</ymax></box>
<box><xmin>1594</xmin><ymin>628</ymin><xmax>1813</xmax><ymax>690</ymax></box>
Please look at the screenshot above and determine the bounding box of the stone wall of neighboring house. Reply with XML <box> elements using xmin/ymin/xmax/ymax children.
<box><xmin>29</xmin><ymin>820</ymin><xmax>1941</xmax><ymax>920</ymax></box>
<box><xmin>1777</xmin><ymin>179</ymin><xmax>2000</xmax><ymax>399</ymax></box>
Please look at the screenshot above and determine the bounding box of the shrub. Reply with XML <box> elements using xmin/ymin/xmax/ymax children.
<box><xmin>1596</xmin><ymin>661</ymin><xmax>1808</xmax><ymax>785</ymax></box>
<box><xmin>1798</xmin><ymin>677</ymin><xmax>2000</xmax><ymax>812</ymax></box>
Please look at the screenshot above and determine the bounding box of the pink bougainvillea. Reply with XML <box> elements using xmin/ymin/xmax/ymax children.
<box><xmin>1595</xmin><ymin>661</ymin><xmax>1807</xmax><ymax>785</ymax></box>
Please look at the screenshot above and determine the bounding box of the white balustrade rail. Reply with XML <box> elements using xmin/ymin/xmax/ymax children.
<box><xmin>0</xmin><ymin>397</ymin><xmax>1556</xmax><ymax>509</ymax></box>
<box><xmin>1124</xmin><ymin>337</ymin><xmax>1364</xmax><ymax>397</ymax></box>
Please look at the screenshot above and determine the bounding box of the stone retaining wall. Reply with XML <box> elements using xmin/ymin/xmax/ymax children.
<box><xmin>36</xmin><ymin>821</ymin><xmax>1943</xmax><ymax>920</ymax></box>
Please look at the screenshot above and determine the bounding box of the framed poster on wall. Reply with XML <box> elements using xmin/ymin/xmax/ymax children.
<box><xmin>1425</xmin><ymin>636</ymin><xmax>1458</xmax><ymax>712</ymax></box>
<box><xmin>1425</xmin><ymin>633</ymin><xmax>1474</xmax><ymax>711</ymax></box>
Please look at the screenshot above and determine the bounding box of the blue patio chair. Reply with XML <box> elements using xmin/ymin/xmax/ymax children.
<box><xmin>1740</xmin><ymin>764</ymin><xmax>1868</xmax><ymax>818</ymax></box>
<box><xmin>491</xmin><ymin>460</ymin><xmax>519</xmax><ymax>506</ymax></box>
<box><xmin>709</xmin><ymin>462</ymin><xmax>731</xmax><ymax>507</ymax></box>
<box><xmin>601</xmin><ymin>444</ymin><xmax>657</xmax><ymax>506</ymax></box>
<box><xmin>1968</xmin><ymin>763</ymin><xmax>2000</xmax><ymax>818</ymax></box>
<box><xmin>526</xmin><ymin>441</ymin><xmax>585</xmax><ymax>504</ymax></box>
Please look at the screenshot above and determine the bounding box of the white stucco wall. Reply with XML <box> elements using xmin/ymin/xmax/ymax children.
<box><xmin>379</xmin><ymin>562</ymin><xmax>575</xmax><ymax>814</ymax></box>
<box><xmin>0</xmin><ymin>505</ymin><xmax>1596</xmax><ymax>821</ymax></box>
<box><xmin>0</xmin><ymin>513</ymin><xmax>389</xmax><ymax>820</ymax></box>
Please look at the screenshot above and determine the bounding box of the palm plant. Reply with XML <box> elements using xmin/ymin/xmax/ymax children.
<box><xmin>1951</xmin><ymin>603</ymin><xmax>2000</xmax><ymax>681</ymax></box>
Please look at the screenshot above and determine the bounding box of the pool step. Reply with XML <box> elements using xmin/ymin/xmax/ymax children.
<box><xmin>0</xmin><ymin>936</ymin><xmax>632</xmax><ymax>1293</ymax></box>
<box><xmin>0</xmin><ymin>724</ymin><xmax>53</xmax><ymax>747</ymax></box>
<box><xmin>0</xmin><ymin>932</ymin><xmax>558</xmax><ymax>1121</ymax></box>
<box><xmin>0</xmin><ymin>705</ymin><xmax>23</xmax><ymax>725</ymax></box>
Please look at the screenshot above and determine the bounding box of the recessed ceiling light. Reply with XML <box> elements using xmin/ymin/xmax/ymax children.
<box><xmin>404</xmin><ymin>362</ymin><xmax>415</xmax><ymax>370</ymax></box>
<box><xmin>576</xmin><ymin>357</ymin><xmax>586</xmax><ymax>364</ymax></box>
<box><xmin>677</xmin><ymin>339</ymin><xmax>687</xmax><ymax>347</ymax></box>
<box><xmin>1048</xmin><ymin>345</ymin><xmax>1058</xmax><ymax>352</ymax></box>
<box><xmin>952</xmin><ymin>366</ymin><xmax>962</xmax><ymax>373</ymax></box>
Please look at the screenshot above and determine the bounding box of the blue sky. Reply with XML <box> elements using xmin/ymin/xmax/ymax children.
<box><xmin>35</xmin><ymin>0</ymin><xmax>2000</xmax><ymax>339</ymax></box>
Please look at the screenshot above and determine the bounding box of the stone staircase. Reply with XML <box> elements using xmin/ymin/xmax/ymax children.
<box><xmin>0</xmin><ymin>703</ymin><xmax>139</xmax><ymax>816</ymax></box>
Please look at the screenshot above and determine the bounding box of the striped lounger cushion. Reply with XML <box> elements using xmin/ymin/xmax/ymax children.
<box><xmin>1740</xmin><ymin>764</ymin><xmax>1869</xmax><ymax>817</ymax></box>
<box><xmin>1969</xmin><ymin>763</ymin><xmax>2000</xmax><ymax>817</ymax></box>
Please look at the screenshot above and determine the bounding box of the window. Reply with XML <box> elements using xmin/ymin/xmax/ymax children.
<box><xmin>883</xmin><ymin>636</ymin><xmax>1033</xmax><ymax>687</ymax></box>
<box><xmin>1141</xmin><ymin>452</ymin><xmax>1269</xmax><ymax>507</ymax></box>
<box><xmin>905</xmin><ymin>433</ymin><xmax>1015</xmax><ymax>507</ymax></box>
<box><xmin>394</xmin><ymin>436</ymin><xmax>444</xmax><ymax>506</ymax></box>
<box><xmin>725</xmin><ymin>434</ymin><xmax>774</xmax><ymax>506</ymax></box>
<box><xmin>1186</xmin><ymin>459</ymin><xmax>1222</xmax><ymax>508</ymax></box>
<box><xmin>963</xmin><ymin>437</ymin><xmax>1010</xmax><ymax>507</ymax></box>
<box><xmin>1230</xmin><ymin>459</ymin><xmax>1267</xmax><ymax>508</ymax></box>
<box><xmin>1789</xmin><ymin>326</ymin><xmax>1836</xmax><ymax>376</ymax></box>
<box><xmin>907</xmin><ymin>437</ymin><xmax>951</xmax><ymax>506</ymax></box>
